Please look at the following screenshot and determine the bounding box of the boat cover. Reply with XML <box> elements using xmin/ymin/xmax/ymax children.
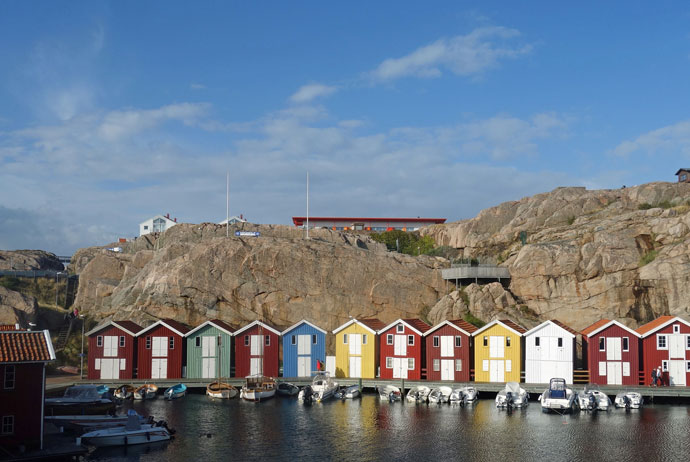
<box><xmin>505</xmin><ymin>382</ymin><xmax>522</xmax><ymax>395</ymax></box>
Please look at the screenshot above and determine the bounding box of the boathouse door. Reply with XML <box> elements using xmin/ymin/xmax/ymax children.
<box><xmin>394</xmin><ymin>335</ymin><xmax>407</xmax><ymax>356</ymax></box>
<box><xmin>202</xmin><ymin>336</ymin><xmax>216</xmax><ymax>379</ymax></box>
<box><xmin>151</xmin><ymin>358</ymin><xmax>167</xmax><ymax>379</ymax></box>
<box><xmin>669</xmin><ymin>361</ymin><xmax>686</xmax><ymax>386</ymax></box>
<box><xmin>606</xmin><ymin>362</ymin><xmax>622</xmax><ymax>385</ymax></box>
<box><xmin>250</xmin><ymin>357</ymin><xmax>263</xmax><ymax>375</ymax></box>
<box><xmin>297</xmin><ymin>357</ymin><xmax>310</xmax><ymax>376</ymax></box>
<box><xmin>490</xmin><ymin>360</ymin><xmax>505</xmax><ymax>382</ymax></box>
<box><xmin>349</xmin><ymin>356</ymin><xmax>362</xmax><ymax>378</ymax></box>
<box><xmin>100</xmin><ymin>358</ymin><xmax>120</xmax><ymax>380</ymax></box>
<box><xmin>440</xmin><ymin>359</ymin><xmax>454</xmax><ymax>380</ymax></box>
<box><xmin>297</xmin><ymin>334</ymin><xmax>311</xmax><ymax>376</ymax></box>
<box><xmin>392</xmin><ymin>358</ymin><xmax>408</xmax><ymax>379</ymax></box>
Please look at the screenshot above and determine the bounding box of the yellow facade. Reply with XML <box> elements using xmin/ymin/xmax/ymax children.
<box><xmin>473</xmin><ymin>322</ymin><xmax>522</xmax><ymax>383</ymax></box>
<box><xmin>334</xmin><ymin>322</ymin><xmax>378</xmax><ymax>379</ymax></box>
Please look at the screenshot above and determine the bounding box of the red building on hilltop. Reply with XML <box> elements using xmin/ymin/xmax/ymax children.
<box><xmin>234</xmin><ymin>321</ymin><xmax>281</xmax><ymax>378</ymax></box>
<box><xmin>378</xmin><ymin>319</ymin><xmax>430</xmax><ymax>380</ymax></box>
<box><xmin>0</xmin><ymin>327</ymin><xmax>56</xmax><ymax>450</ymax></box>
<box><xmin>424</xmin><ymin>320</ymin><xmax>477</xmax><ymax>382</ymax></box>
<box><xmin>581</xmin><ymin>319</ymin><xmax>640</xmax><ymax>386</ymax></box>
<box><xmin>637</xmin><ymin>316</ymin><xmax>690</xmax><ymax>386</ymax></box>
<box><xmin>136</xmin><ymin>319</ymin><xmax>189</xmax><ymax>379</ymax></box>
<box><xmin>87</xmin><ymin>320</ymin><xmax>142</xmax><ymax>380</ymax></box>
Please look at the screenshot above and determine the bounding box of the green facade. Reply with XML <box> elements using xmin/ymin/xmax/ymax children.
<box><xmin>185</xmin><ymin>324</ymin><xmax>233</xmax><ymax>379</ymax></box>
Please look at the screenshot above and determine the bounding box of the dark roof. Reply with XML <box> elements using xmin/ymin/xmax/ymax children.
<box><xmin>551</xmin><ymin>320</ymin><xmax>580</xmax><ymax>336</ymax></box>
<box><xmin>675</xmin><ymin>169</ymin><xmax>690</xmax><ymax>175</ymax></box>
<box><xmin>500</xmin><ymin>319</ymin><xmax>526</xmax><ymax>334</ymax></box>
<box><xmin>161</xmin><ymin>319</ymin><xmax>190</xmax><ymax>335</ymax></box>
<box><xmin>210</xmin><ymin>319</ymin><xmax>235</xmax><ymax>333</ymax></box>
<box><xmin>401</xmin><ymin>318</ymin><xmax>431</xmax><ymax>333</ymax></box>
<box><xmin>114</xmin><ymin>321</ymin><xmax>143</xmax><ymax>334</ymax></box>
<box><xmin>448</xmin><ymin>319</ymin><xmax>479</xmax><ymax>334</ymax></box>
<box><xmin>359</xmin><ymin>318</ymin><xmax>386</xmax><ymax>332</ymax></box>
<box><xmin>580</xmin><ymin>319</ymin><xmax>612</xmax><ymax>336</ymax></box>
<box><xmin>0</xmin><ymin>330</ymin><xmax>55</xmax><ymax>363</ymax></box>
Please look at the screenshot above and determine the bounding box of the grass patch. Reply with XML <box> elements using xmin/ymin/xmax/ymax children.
<box><xmin>463</xmin><ymin>312</ymin><xmax>485</xmax><ymax>328</ymax></box>
<box><xmin>567</xmin><ymin>216</ymin><xmax>576</xmax><ymax>225</ymax></box>
<box><xmin>639</xmin><ymin>200</ymin><xmax>675</xmax><ymax>210</ymax></box>
<box><xmin>639</xmin><ymin>250</ymin><xmax>658</xmax><ymax>267</ymax></box>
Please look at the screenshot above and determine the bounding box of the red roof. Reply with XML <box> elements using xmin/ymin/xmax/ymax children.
<box><xmin>636</xmin><ymin>316</ymin><xmax>676</xmax><ymax>336</ymax></box>
<box><xmin>448</xmin><ymin>319</ymin><xmax>479</xmax><ymax>334</ymax></box>
<box><xmin>401</xmin><ymin>318</ymin><xmax>431</xmax><ymax>334</ymax></box>
<box><xmin>580</xmin><ymin>319</ymin><xmax>612</xmax><ymax>337</ymax></box>
<box><xmin>210</xmin><ymin>319</ymin><xmax>235</xmax><ymax>333</ymax></box>
<box><xmin>161</xmin><ymin>319</ymin><xmax>190</xmax><ymax>335</ymax></box>
<box><xmin>0</xmin><ymin>330</ymin><xmax>55</xmax><ymax>363</ymax></box>
<box><xmin>500</xmin><ymin>319</ymin><xmax>526</xmax><ymax>334</ymax></box>
<box><xmin>292</xmin><ymin>217</ymin><xmax>446</xmax><ymax>226</ymax></box>
<box><xmin>0</xmin><ymin>325</ymin><xmax>23</xmax><ymax>331</ymax></box>
<box><xmin>551</xmin><ymin>320</ymin><xmax>580</xmax><ymax>336</ymax></box>
<box><xmin>359</xmin><ymin>318</ymin><xmax>386</xmax><ymax>332</ymax></box>
<box><xmin>114</xmin><ymin>321</ymin><xmax>143</xmax><ymax>334</ymax></box>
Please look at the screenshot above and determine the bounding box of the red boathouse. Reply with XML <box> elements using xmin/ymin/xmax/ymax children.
<box><xmin>378</xmin><ymin>319</ymin><xmax>430</xmax><ymax>380</ymax></box>
<box><xmin>637</xmin><ymin>316</ymin><xmax>690</xmax><ymax>386</ymax></box>
<box><xmin>136</xmin><ymin>319</ymin><xmax>189</xmax><ymax>380</ymax></box>
<box><xmin>0</xmin><ymin>326</ymin><xmax>56</xmax><ymax>451</ymax></box>
<box><xmin>424</xmin><ymin>320</ymin><xmax>477</xmax><ymax>382</ymax></box>
<box><xmin>581</xmin><ymin>319</ymin><xmax>640</xmax><ymax>386</ymax></box>
<box><xmin>234</xmin><ymin>321</ymin><xmax>281</xmax><ymax>378</ymax></box>
<box><xmin>86</xmin><ymin>320</ymin><xmax>142</xmax><ymax>380</ymax></box>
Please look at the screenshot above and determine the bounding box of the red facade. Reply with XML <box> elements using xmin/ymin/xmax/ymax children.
<box><xmin>137</xmin><ymin>321</ymin><xmax>189</xmax><ymax>380</ymax></box>
<box><xmin>234</xmin><ymin>322</ymin><xmax>280</xmax><ymax>378</ymax></box>
<box><xmin>425</xmin><ymin>320</ymin><xmax>476</xmax><ymax>382</ymax></box>
<box><xmin>379</xmin><ymin>319</ymin><xmax>429</xmax><ymax>380</ymax></box>
<box><xmin>0</xmin><ymin>363</ymin><xmax>45</xmax><ymax>449</ymax></box>
<box><xmin>582</xmin><ymin>320</ymin><xmax>640</xmax><ymax>386</ymax></box>
<box><xmin>638</xmin><ymin>317</ymin><xmax>690</xmax><ymax>386</ymax></box>
<box><xmin>87</xmin><ymin>322</ymin><xmax>139</xmax><ymax>380</ymax></box>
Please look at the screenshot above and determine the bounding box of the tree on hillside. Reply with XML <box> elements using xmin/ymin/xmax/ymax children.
<box><xmin>370</xmin><ymin>231</ymin><xmax>436</xmax><ymax>256</ymax></box>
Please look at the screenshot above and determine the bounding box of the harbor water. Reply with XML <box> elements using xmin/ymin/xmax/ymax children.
<box><xmin>87</xmin><ymin>393</ymin><xmax>690</xmax><ymax>462</ymax></box>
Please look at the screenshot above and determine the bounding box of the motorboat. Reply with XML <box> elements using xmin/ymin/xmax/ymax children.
<box><xmin>206</xmin><ymin>381</ymin><xmax>237</xmax><ymax>399</ymax></box>
<box><xmin>377</xmin><ymin>385</ymin><xmax>402</xmax><ymax>402</ymax></box>
<box><xmin>459</xmin><ymin>386</ymin><xmax>479</xmax><ymax>403</ymax></box>
<box><xmin>276</xmin><ymin>382</ymin><xmax>300</xmax><ymax>397</ymax></box>
<box><xmin>539</xmin><ymin>378</ymin><xmax>578</xmax><ymax>413</ymax></box>
<box><xmin>428</xmin><ymin>386</ymin><xmax>452</xmax><ymax>404</ymax></box>
<box><xmin>114</xmin><ymin>385</ymin><xmax>135</xmax><ymax>400</ymax></box>
<box><xmin>163</xmin><ymin>383</ymin><xmax>187</xmax><ymax>400</ymax></box>
<box><xmin>614</xmin><ymin>391</ymin><xmax>643</xmax><ymax>409</ymax></box>
<box><xmin>133</xmin><ymin>384</ymin><xmax>158</xmax><ymax>400</ymax></box>
<box><xmin>96</xmin><ymin>385</ymin><xmax>110</xmax><ymax>396</ymax></box>
<box><xmin>80</xmin><ymin>410</ymin><xmax>174</xmax><ymax>447</ymax></box>
<box><xmin>335</xmin><ymin>385</ymin><xmax>361</xmax><ymax>400</ymax></box>
<box><xmin>496</xmin><ymin>382</ymin><xmax>529</xmax><ymax>409</ymax></box>
<box><xmin>577</xmin><ymin>384</ymin><xmax>611</xmax><ymax>412</ymax></box>
<box><xmin>45</xmin><ymin>385</ymin><xmax>116</xmax><ymax>416</ymax></box>
<box><xmin>46</xmin><ymin>412</ymin><xmax>153</xmax><ymax>432</ymax></box>
<box><xmin>406</xmin><ymin>385</ymin><xmax>431</xmax><ymax>403</ymax></box>
<box><xmin>240</xmin><ymin>375</ymin><xmax>276</xmax><ymax>402</ymax></box>
<box><xmin>298</xmin><ymin>373</ymin><xmax>338</xmax><ymax>403</ymax></box>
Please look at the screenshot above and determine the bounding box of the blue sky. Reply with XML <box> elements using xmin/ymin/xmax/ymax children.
<box><xmin>2</xmin><ymin>1</ymin><xmax>690</xmax><ymax>254</ymax></box>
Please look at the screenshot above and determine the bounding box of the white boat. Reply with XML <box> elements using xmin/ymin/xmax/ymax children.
<box><xmin>163</xmin><ymin>383</ymin><xmax>187</xmax><ymax>400</ymax></box>
<box><xmin>334</xmin><ymin>385</ymin><xmax>361</xmax><ymax>399</ymax></box>
<box><xmin>459</xmin><ymin>386</ymin><xmax>479</xmax><ymax>403</ymax></box>
<box><xmin>377</xmin><ymin>385</ymin><xmax>402</xmax><ymax>402</ymax></box>
<box><xmin>45</xmin><ymin>385</ymin><xmax>115</xmax><ymax>415</ymax></box>
<box><xmin>496</xmin><ymin>382</ymin><xmax>529</xmax><ymax>409</ymax></box>
<box><xmin>45</xmin><ymin>413</ymin><xmax>152</xmax><ymax>431</ymax></box>
<box><xmin>298</xmin><ymin>373</ymin><xmax>338</xmax><ymax>403</ymax></box>
<box><xmin>133</xmin><ymin>384</ymin><xmax>158</xmax><ymax>400</ymax></box>
<box><xmin>406</xmin><ymin>385</ymin><xmax>431</xmax><ymax>403</ymax></box>
<box><xmin>428</xmin><ymin>386</ymin><xmax>452</xmax><ymax>404</ymax></box>
<box><xmin>539</xmin><ymin>378</ymin><xmax>578</xmax><ymax>413</ymax></box>
<box><xmin>577</xmin><ymin>384</ymin><xmax>611</xmax><ymax>411</ymax></box>
<box><xmin>614</xmin><ymin>391</ymin><xmax>643</xmax><ymax>409</ymax></box>
<box><xmin>449</xmin><ymin>388</ymin><xmax>471</xmax><ymax>405</ymax></box>
<box><xmin>206</xmin><ymin>381</ymin><xmax>237</xmax><ymax>399</ymax></box>
<box><xmin>80</xmin><ymin>410</ymin><xmax>173</xmax><ymax>447</ymax></box>
<box><xmin>240</xmin><ymin>375</ymin><xmax>276</xmax><ymax>402</ymax></box>
<box><xmin>114</xmin><ymin>385</ymin><xmax>135</xmax><ymax>400</ymax></box>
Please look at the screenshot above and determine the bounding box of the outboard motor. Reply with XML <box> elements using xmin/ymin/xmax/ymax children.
<box><xmin>302</xmin><ymin>385</ymin><xmax>314</xmax><ymax>404</ymax></box>
<box><xmin>587</xmin><ymin>394</ymin><xmax>596</xmax><ymax>411</ymax></box>
<box><xmin>460</xmin><ymin>391</ymin><xmax>468</xmax><ymax>407</ymax></box>
<box><xmin>505</xmin><ymin>391</ymin><xmax>514</xmax><ymax>410</ymax></box>
<box><xmin>623</xmin><ymin>394</ymin><xmax>631</xmax><ymax>410</ymax></box>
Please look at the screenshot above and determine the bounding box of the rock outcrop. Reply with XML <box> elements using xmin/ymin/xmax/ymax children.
<box><xmin>0</xmin><ymin>286</ymin><xmax>38</xmax><ymax>326</ymax></box>
<box><xmin>0</xmin><ymin>250</ymin><xmax>64</xmax><ymax>271</ymax></box>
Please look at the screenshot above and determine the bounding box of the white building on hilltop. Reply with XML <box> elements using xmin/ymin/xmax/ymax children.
<box><xmin>139</xmin><ymin>213</ymin><xmax>178</xmax><ymax>236</ymax></box>
<box><xmin>218</xmin><ymin>214</ymin><xmax>248</xmax><ymax>225</ymax></box>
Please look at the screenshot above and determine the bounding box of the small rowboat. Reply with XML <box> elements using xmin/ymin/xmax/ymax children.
<box><xmin>206</xmin><ymin>381</ymin><xmax>237</xmax><ymax>399</ymax></box>
<box><xmin>114</xmin><ymin>385</ymin><xmax>136</xmax><ymax>400</ymax></box>
<box><xmin>163</xmin><ymin>383</ymin><xmax>187</xmax><ymax>400</ymax></box>
<box><xmin>134</xmin><ymin>384</ymin><xmax>158</xmax><ymax>400</ymax></box>
<box><xmin>276</xmin><ymin>382</ymin><xmax>299</xmax><ymax>397</ymax></box>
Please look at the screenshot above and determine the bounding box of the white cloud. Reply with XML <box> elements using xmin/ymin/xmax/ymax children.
<box><xmin>612</xmin><ymin>120</ymin><xmax>690</xmax><ymax>156</ymax></box>
<box><xmin>290</xmin><ymin>83</ymin><xmax>338</xmax><ymax>103</ymax></box>
<box><xmin>190</xmin><ymin>83</ymin><xmax>206</xmax><ymax>90</ymax></box>
<box><xmin>369</xmin><ymin>27</ymin><xmax>532</xmax><ymax>82</ymax></box>
<box><xmin>97</xmin><ymin>103</ymin><xmax>210</xmax><ymax>140</ymax></box>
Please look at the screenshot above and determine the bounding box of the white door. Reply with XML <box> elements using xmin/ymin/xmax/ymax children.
<box><xmin>394</xmin><ymin>335</ymin><xmax>407</xmax><ymax>356</ymax></box>
<box><xmin>152</xmin><ymin>337</ymin><xmax>168</xmax><ymax>357</ymax></box>
<box><xmin>349</xmin><ymin>356</ymin><xmax>362</xmax><ymax>378</ymax></box>
<box><xmin>297</xmin><ymin>356</ymin><xmax>310</xmax><ymax>377</ymax></box>
<box><xmin>606</xmin><ymin>337</ymin><xmax>621</xmax><ymax>361</ymax></box>
<box><xmin>250</xmin><ymin>357</ymin><xmax>263</xmax><ymax>375</ymax></box>
<box><xmin>490</xmin><ymin>360</ymin><xmax>505</xmax><ymax>382</ymax></box>
<box><xmin>104</xmin><ymin>336</ymin><xmax>118</xmax><ymax>357</ymax></box>
<box><xmin>669</xmin><ymin>335</ymin><xmax>685</xmax><ymax>359</ymax></box>
<box><xmin>151</xmin><ymin>358</ymin><xmax>167</xmax><ymax>379</ymax></box>
<box><xmin>202</xmin><ymin>336</ymin><xmax>216</xmax><ymax>357</ymax></box>
<box><xmin>440</xmin><ymin>336</ymin><xmax>453</xmax><ymax>357</ymax></box>
<box><xmin>349</xmin><ymin>334</ymin><xmax>362</xmax><ymax>355</ymax></box>
<box><xmin>202</xmin><ymin>357</ymin><xmax>216</xmax><ymax>379</ymax></box>
<box><xmin>489</xmin><ymin>337</ymin><xmax>504</xmax><ymax>358</ymax></box>
<box><xmin>298</xmin><ymin>335</ymin><xmax>311</xmax><ymax>355</ymax></box>
<box><xmin>441</xmin><ymin>359</ymin><xmax>454</xmax><ymax>380</ymax></box>
<box><xmin>392</xmin><ymin>358</ymin><xmax>408</xmax><ymax>379</ymax></box>
<box><xmin>250</xmin><ymin>335</ymin><xmax>263</xmax><ymax>356</ymax></box>
<box><xmin>669</xmin><ymin>360</ymin><xmax>686</xmax><ymax>386</ymax></box>
<box><xmin>100</xmin><ymin>358</ymin><xmax>119</xmax><ymax>380</ymax></box>
<box><xmin>607</xmin><ymin>361</ymin><xmax>622</xmax><ymax>385</ymax></box>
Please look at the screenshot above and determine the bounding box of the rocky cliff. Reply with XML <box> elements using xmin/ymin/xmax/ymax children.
<box><xmin>0</xmin><ymin>250</ymin><xmax>64</xmax><ymax>271</ymax></box>
<box><xmin>422</xmin><ymin>182</ymin><xmax>690</xmax><ymax>331</ymax></box>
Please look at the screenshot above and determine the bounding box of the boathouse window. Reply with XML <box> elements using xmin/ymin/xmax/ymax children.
<box><xmin>408</xmin><ymin>335</ymin><xmax>414</xmax><ymax>346</ymax></box>
<box><xmin>622</xmin><ymin>337</ymin><xmax>629</xmax><ymax>351</ymax></box>
<box><xmin>433</xmin><ymin>336</ymin><xmax>439</xmax><ymax>347</ymax></box>
<box><xmin>658</xmin><ymin>335</ymin><xmax>668</xmax><ymax>349</ymax></box>
<box><xmin>408</xmin><ymin>358</ymin><xmax>414</xmax><ymax>370</ymax></box>
<box><xmin>433</xmin><ymin>359</ymin><xmax>440</xmax><ymax>371</ymax></box>
<box><xmin>687</xmin><ymin>361</ymin><xmax>690</xmax><ymax>372</ymax></box>
<box><xmin>455</xmin><ymin>359</ymin><xmax>462</xmax><ymax>371</ymax></box>
<box><xmin>1</xmin><ymin>416</ymin><xmax>13</xmax><ymax>435</ymax></box>
<box><xmin>169</xmin><ymin>337</ymin><xmax>174</xmax><ymax>349</ymax></box>
<box><xmin>343</xmin><ymin>334</ymin><xmax>348</xmax><ymax>344</ymax></box>
<box><xmin>673</xmin><ymin>324</ymin><xmax>680</xmax><ymax>334</ymax></box>
<box><xmin>265</xmin><ymin>335</ymin><xmax>270</xmax><ymax>346</ymax></box>
<box><xmin>683</xmin><ymin>174</ymin><xmax>688</xmax><ymax>181</ymax></box>
<box><xmin>623</xmin><ymin>362</ymin><xmax>630</xmax><ymax>376</ymax></box>
<box><xmin>686</xmin><ymin>336</ymin><xmax>690</xmax><ymax>349</ymax></box>
<box><xmin>662</xmin><ymin>360</ymin><xmax>669</xmax><ymax>372</ymax></box>
<box><xmin>4</xmin><ymin>365</ymin><xmax>15</xmax><ymax>390</ymax></box>
<box><xmin>120</xmin><ymin>336</ymin><xmax>125</xmax><ymax>347</ymax></box>
<box><xmin>387</xmin><ymin>334</ymin><xmax>393</xmax><ymax>345</ymax></box>
<box><xmin>599</xmin><ymin>338</ymin><xmax>605</xmax><ymax>351</ymax></box>
<box><xmin>312</xmin><ymin>335</ymin><xmax>317</xmax><ymax>344</ymax></box>
<box><xmin>196</xmin><ymin>336</ymin><xmax>201</xmax><ymax>347</ymax></box>
<box><xmin>535</xmin><ymin>337</ymin><xmax>540</xmax><ymax>347</ymax></box>
<box><xmin>291</xmin><ymin>335</ymin><xmax>296</xmax><ymax>345</ymax></box>
<box><xmin>397</xmin><ymin>324</ymin><xmax>404</xmax><ymax>333</ymax></box>
<box><xmin>244</xmin><ymin>335</ymin><xmax>249</xmax><ymax>346</ymax></box>
<box><xmin>598</xmin><ymin>362</ymin><xmax>606</xmax><ymax>376</ymax></box>
<box><xmin>386</xmin><ymin>357</ymin><xmax>393</xmax><ymax>369</ymax></box>
<box><xmin>97</xmin><ymin>336</ymin><xmax>103</xmax><ymax>347</ymax></box>
<box><xmin>95</xmin><ymin>358</ymin><xmax>101</xmax><ymax>370</ymax></box>
<box><xmin>455</xmin><ymin>336</ymin><xmax>461</xmax><ymax>347</ymax></box>
<box><xmin>146</xmin><ymin>336</ymin><xmax>151</xmax><ymax>349</ymax></box>
<box><xmin>557</xmin><ymin>337</ymin><xmax>563</xmax><ymax>348</ymax></box>
<box><xmin>363</xmin><ymin>334</ymin><xmax>368</xmax><ymax>344</ymax></box>
<box><xmin>483</xmin><ymin>336</ymin><xmax>488</xmax><ymax>347</ymax></box>
<box><xmin>506</xmin><ymin>337</ymin><xmax>511</xmax><ymax>347</ymax></box>
<box><xmin>120</xmin><ymin>359</ymin><xmax>126</xmax><ymax>370</ymax></box>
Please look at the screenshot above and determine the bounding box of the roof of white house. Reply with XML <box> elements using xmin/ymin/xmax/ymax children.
<box><xmin>524</xmin><ymin>320</ymin><xmax>579</xmax><ymax>338</ymax></box>
<box><xmin>139</xmin><ymin>214</ymin><xmax>177</xmax><ymax>226</ymax></box>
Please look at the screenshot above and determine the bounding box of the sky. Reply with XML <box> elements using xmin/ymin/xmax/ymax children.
<box><xmin>2</xmin><ymin>1</ymin><xmax>690</xmax><ymax>255</ymax></box>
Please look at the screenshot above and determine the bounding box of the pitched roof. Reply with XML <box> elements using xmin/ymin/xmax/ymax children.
<box><xmin>580</xmin><ymin>319</ymin><xmax>640</xmax><ymax>338</ymax></box>
<box><xmin>86</xmin><ymin>320</ymin><xmax>143</xmax><ymax>337</ymax></box>
<box><xmin>137</xmin><ymin>319</ymin><xmax>190</xmax><ymax>337</ymax></box>
<box><xmin>524</xmin><ymin>319</ymin><xmax>580</xmax><ymax>337</ymax></box>
<box><xmin>675</xmin><ymin>169</ymin><xmax>690</xmax><ymax>175</ymax></box>
<box><xmin>379</xmin><ymin>318</ymin><xmax>431</xmax><ymax>335</ymax></box>
<box><xmin>473</xmin><ymin>319</ymin><xmax>526</xmax><ymax>337</ymax></box>
<box><xmin>580</xmin><ymin>319</ymin><xmax>611</xmax><ymax>337</ymax></box>
<box><xmin>424</xmin><ymin>319</ymin><xmax>478</xmax><ymax>336</ymax></box>
<box><xmin>185</xmin><ymin>319</ymin><xmax>236</xmax><ymax>337</ymax></box>
<box><xmin>233</xmin><ymin>320</ymin><xmax>282</xmax><ymax>336</ymax></box>
<box><xmin>332</xmin><ymin>318</ymin><xmax>385</xmax><ymax>335</ymax></box>
<box><xmin>501</xmin><ymin>319</ymin><xmax>526</xmax><ymax>334</ymax></box>
<box><xmin>636</xmin><ymin>316</ymin><xmax>690</xmax><ymax>337</ymax></box>
<box><xmin>0</xmin><ymin>330</ymin><xmax>56</xmax><ymax>363</ymax></box>
<box><xmin>281</xmin><ymin>320</ymin><xmax>327</xmax><ymax>335</ymax></box>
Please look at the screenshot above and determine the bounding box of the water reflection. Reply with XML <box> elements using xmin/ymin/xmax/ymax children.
<box><xmin>83</xmin><ymin>393</ymin><xmax>690</xmax><ymax>462</ymax></box>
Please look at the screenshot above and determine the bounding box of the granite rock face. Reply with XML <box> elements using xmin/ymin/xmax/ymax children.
<box><xmin>0</xmin><ymin>286</ymin><xmax>38</xmax><ymax>326</ymax></box>
<box><xmin>0</xmin><ymin>250</ymin><xmax>64</xmax><ymax>271</ymax></box>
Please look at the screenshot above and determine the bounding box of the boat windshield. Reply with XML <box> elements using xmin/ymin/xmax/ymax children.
<box><xmin>63</xmin><ymin>386</ymin><xmax>103</xmax><ymax>399</ymax></box>
<box><xmin>506</xmin><ymin>382</ymin><xmax>521</xmax><ymax>394</ymax></box>
<box><xmin>549</xmin><ymin>379</ymin><xmax>566</xmax><ymax>391</ymax></box>
<box><xmin>584</xmin><ymin>383</ymin><xmax>600</xmax><ymax>393</ymax></box>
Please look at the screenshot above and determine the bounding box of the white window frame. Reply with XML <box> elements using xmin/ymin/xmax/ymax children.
<box><xmin>455</xmin><ymin>359</ymin><xmax>462</xmax><ymax>371</ymax></box>
<box><xmin>687</xmin><ymin>335</ymin><xmax>690</xmax><ymax>350</ymax></box>
<box><xmin>195</xmin><ymin>336</ymin><xmax>201</xmax><ymax>347</ymax></box>
<box><xmin>433</xmin><ymin>359</ymin><xmax>440</xmax><ymax>371</ymax></box>
<box><xmin>408</xmin><ymin>358</ymin><xmax>414</xmax><ymax>370</ymax></box>
<box><xmin>557</xmin><ymin>337</ymin><xmax>563</xmax><ymax>348</ymax></box>
<box><xmin>657</xmin><ymin>334</ymin><xmax>668</xmax><ymax>350</ymax></box>
<box><xmin>265</xmin><ymin>335</ymin><xmax>270</xmax><ymax>346</ymax></box>
<box><xmin>244</xmin><ymin>335</ymin><xmax>249</xmax><ymax>346</ymax></box>
<box><xmin>146</xmin><ymin>336</ymin><xmax>151</xmax><ymax>349</ymax></box>
<box><xmin>4</xmin><ymin>365</ymin><xmax>15</xmax><ymax>390</ymax></box>
<box><xmin>387</xmin><ymin>334</ymin><xmax>393</xmax><ymax>345</ymax></box>
<box><xmin>482</xmin><ymin>359</ymin><xmax>489</xmax><ymax>372</ymax></box>
<box><xmin>119</xmin><ymin>336</ymin><xmax>125</xmax><ymax>347</ymax></box>
<box><xmin>312</xmin><ymin>334</ymin><xmax>317</xmax><ymax>345</ymax></box>
<box><xmin>343</xmin><ymin>334</ymin><xmax>348</xmax><ymax>344</ymax></box>
<box><xmin>408</xmin><ymin>335</ymin><xmax>414</xmax><ymax>346</ymax></box>
<box><xmin>1</xmin><ymin>415</ymin><xmax>14</xmax><ymax>435</ymax></box>
<box><xmin>599</xmin><ymin>337</ymin><xmax>605</xmax><ymax>351</ymax></box>
<box><xmin>397</xmin><ymin>324</ymin><xmax>404</xmax><ymax>333</ymax></box>
<box><xmin>506</xmin><ymin>337</ymin><xmax>511</xmax><ymax>347</ymax></box>
<box><xmin>598</xmin><ymin>361</ymin><xmax>606</xmax><ymax>376</ymax></box>
<box><xmin>97</xmin><ymin>336</ymin><xmax>103</xmax><ymax>347</ymax></box>
<box><xmin>535</xmin><ymin>336</ymin><xmax>540</xmax><ymax>347</ymax></box>
<box><xmin>455</xmin><ymin>336</ymin><xmax>461</xmax><ymax>348</ymax></box>
<box><xmin>386</xmin><ymin>357</ymin><xmax>393</xmax><ymax>369</ymax></box>
<box><xmin>622</xmin><ymin>337</ymin><xmax>629</xmax><ymax>352</ymax></box>
<box><xmin>169</xmin><ymin>336</ymin><xmax>175</xmax><ymax>350</ymax></box>
<box><xmin>686</xmin><ymin>361</ymin><xmax>690</xmax><ymax>372</ymax></box>
<box><xmin>623</xmin><ymin>362</ymin><xmax>630</xmax><ymax>377</ymax></box>
<box><xmin>291</xmin><ymin>335</ymin><xmax>296</xmax><ymax>345</ymax></box>
<box><xmin>662</xmin><ymin>360</ymin><xmax>669</xmax><ymax>372</ymax></box>
<box><xmin>673</xmin><ymin>324</ymin><xmax>680</xmax><ymax>334</ymax></box>
<box><xmin>95</xmin><ymin>358</ymin><xmax>101</xmax><ymax>370</ymax></box>
<box><xmin>120</xmin><ymin>359</ymin><xmax>126</xmax><ymax>370</ymax></box>
<box><xmin>483</xmin><ymin>336</ymin><xmax>488</xmax><ymax>347</ymax></box>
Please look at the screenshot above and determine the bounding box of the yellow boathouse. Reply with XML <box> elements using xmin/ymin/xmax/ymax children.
<box><xmin>472</xmin><ymin>319</ymin><xmax>526</xmax><ymax>383</ymax></box>
<box><xmin>333</xmin><ymin>318</ymin><xmax>385</xmax><ymax>379</ymax></box>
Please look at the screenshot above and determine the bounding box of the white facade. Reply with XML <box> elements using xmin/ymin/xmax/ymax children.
<box><xmin>524</xmin><ymin>321</ymin><xmax>576</xmax><ymax>384</ymax></box>
<box><xmin>139</xmin><ymin>214</ymin><xmax>177</xmax><ymax>236</ymax></box>
<box><xmin>218</xmin><ymin>215</ymin><xmax>247</xmax><ymax>225</ymax></box>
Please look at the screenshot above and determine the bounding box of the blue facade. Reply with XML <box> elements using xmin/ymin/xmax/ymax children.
<box><xmin>281</xmin><ymin>321</ymin><xmax>327</xmax><ymax>378</ymax></box>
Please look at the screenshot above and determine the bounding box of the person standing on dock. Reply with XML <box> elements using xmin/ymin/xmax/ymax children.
<box><xmin>657</xmin><ymin>366</ymin><xmax>663</xmax><ymax>386</ymax></box>
<box><xmin>650</xmin><ymin>368</ymin><xmax>657</xmax><ymax>387</ymax></box>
